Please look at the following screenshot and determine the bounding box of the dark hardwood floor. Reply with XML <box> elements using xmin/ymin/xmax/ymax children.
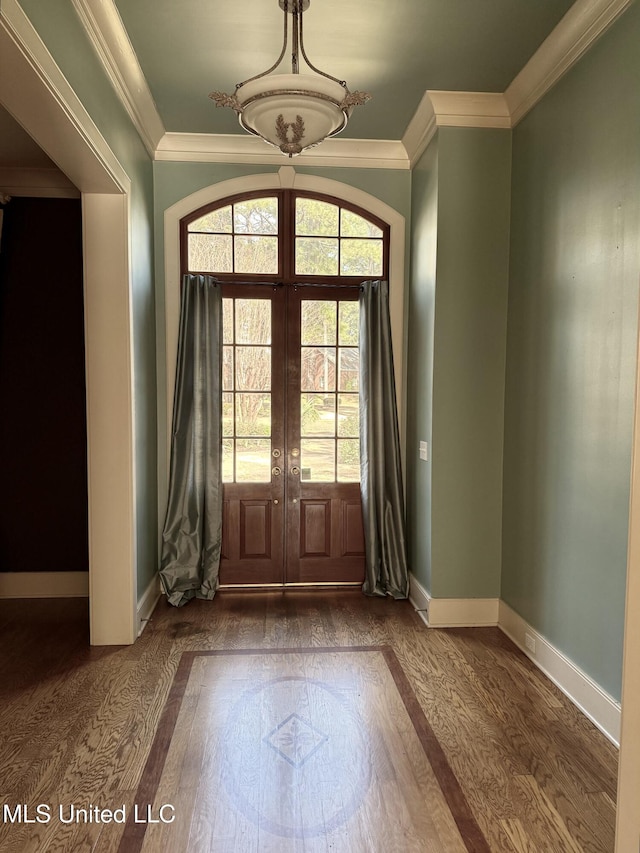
<box><xmin>0</xmin><ymin>592</ymin><xmax>618</xmax><ymax>852</ymax></box>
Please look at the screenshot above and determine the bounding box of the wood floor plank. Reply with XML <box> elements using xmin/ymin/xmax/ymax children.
<box><xmin>0</xmin><ymin>592</ymin><xmax>618</xmax><ymax>853</ymax></box>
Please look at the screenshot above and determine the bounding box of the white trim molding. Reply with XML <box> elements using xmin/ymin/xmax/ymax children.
<box><xmin>71</xmin><ymin>0</ymin><xmax>164</xmax><ymax>157</ymax></box>
<box><xmin>499</xmin><ymin>601</ymin><xmax>621</xmax><ymax>746</ymax></box>
<box><xmin>83</xmin><ymin>192</ymin><xmax>138</xmax><ymax>646</ymax></box>
<box><xmin>408</xmin><ymin>571</ymin><xmax>430</xmax><ymax>614</ymax></box>
<box><xmin>427</xmin><ymin>91</ymin><xmax>511</xmax><ymax>130</ymax></box>
<box><xmin>505</xmin><ymin>0</ymin><xmax>634</xmax><ymax>125</ymax></box>
<box><xmin>408</xmin><ymin>573</ymin><xmax>500</xmax><ymax>628</ymax></box>
<box><xmin>137</xmin><ymin>574</ymin><xmax>161</xmax><ymax>637</ymax></box>
<box><xmin>155</xmin><ymin>133</ymin><xmax>409</xmax><ymax>170</ymax></box>
<box><xmin>0</xmin><ymin>572</ymin><xmax>89</xmax><ymax>598</ymax></box>
<box><xmin>403</xmin><ymin>91</ymin><xmax>511</xmax><ymax>167</ymax></box>
<box><xmin>615</xmin><ymin>298</ymin><xmax>640</xmax><ymax>849</ymax></box>
<box><xmin>408</xmin><ymin>578</ymin><xmax>621</xmax><ymax>746</ymax></box>
<box><xmin>0</xmin><ymin>0</ymin><xmax>129</xmax><ymax>194</ymax></box>
<box><xmin>429</xmin><ymin>596</ymin><xmax>500</xmax><ymax>628</ymax></box>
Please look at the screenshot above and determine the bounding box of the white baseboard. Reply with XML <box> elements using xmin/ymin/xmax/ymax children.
<box><xmin>0</xmin><ymin>571</ymin><xmax>89</xmax><ymax>598</ymax></box>
<box><xmin>498</xmin><ymin>600</ymin><xmax>621</xmax><ymax>746</ymax></box>
<box><xmin>407</xmin><ymin>575</ymin><xmax>620</xmax><ymax>744</ymax></box>
<box><xmin>408</xmin><ymin>571</ymin><xmax>430</xmax><ymax>612</ymax></box>
<box><xmin>408</xmin><ymin>573</ymin><xmax>500</xmax><ymax>627</ymax></box>
<box><xmin>137</xmin><ymin>574</ymin><xmax>161</xmax><ymax>637</ymax></box>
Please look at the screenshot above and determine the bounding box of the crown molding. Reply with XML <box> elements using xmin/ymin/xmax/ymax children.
<box><xmin>402</xmin><ymin>91</ymin><xmax>510</xmax><ymax>167</ymax></box>
<box><xmin>0</xmin><ymin>0</ymin><xmax>129</xmax><ymax>193</ymax></box>
<box><xmin>71</xmin><ymin>0</ymin><xmax>164</xmax><ymax>156</ymax></box>
<box><xmin>0</xmin><ymin>166</ymin><xmax>80</xmax><ymax>198</ymax></box>
<box><xmin>66</xmin><ymin>0</ymin><xmax>633</xmax><ymax>168</ymax></box>
<box><xmin>402</xmin><ymin>93</ymin><xmax>438</xmax><ymax>168</ymax></box>
<box><xmin>155</xmin><ymin>132</ymin><xmax>410</xmax><ymax>170</ymax></box>
<box><xmin>427</xmin><ymin>91</ymin><xmax>511</xmax><ymax>128</ymax></box>
<box><xmin>505</xmin><ymin>0</ymin><xmax>634</xmax><ymax>125</ymax></box>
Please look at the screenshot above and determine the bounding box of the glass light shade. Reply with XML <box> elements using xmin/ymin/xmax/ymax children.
<box><xmin>237</xmin><ymin>74</ymin><xmax>350</xmax><ymax>156</ymax></box>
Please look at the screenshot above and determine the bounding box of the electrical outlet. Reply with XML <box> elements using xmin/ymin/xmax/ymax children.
<box><xmin>419</xmin><ymin>440</ymin><xmax>428</xmax><ymax>461</ymax></box>
<box><xmin>524</xmin><ymin>632</ymin><xmax>536</xmax><ymax>654</ymax></box>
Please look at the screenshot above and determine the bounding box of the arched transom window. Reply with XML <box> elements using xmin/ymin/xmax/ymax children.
<box><xmin>181</xmin><ymin>190</ymin><xmax>389</xmax><ymax>282</ymax></box>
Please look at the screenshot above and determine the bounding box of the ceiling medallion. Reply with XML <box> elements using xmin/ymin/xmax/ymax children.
<box><xmin>209</xmin><ymin>0</ymin><xmax>371</xmax><ymax>157</ymax></box>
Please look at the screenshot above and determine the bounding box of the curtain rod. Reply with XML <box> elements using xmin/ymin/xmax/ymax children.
<box><xmin>208</xmin><ymin>279</ymin><xmax>363</xmax><ymax>291</ymax></box>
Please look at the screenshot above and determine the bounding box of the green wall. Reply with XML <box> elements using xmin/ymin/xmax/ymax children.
<box><xmin>433</xmin><ymin>128</ymin><xmax>511</xmax><ymax>598</ymax></box>
<box><xmin>407</xmin><ymin>137</ymin><xmax>438</xmax><ymax>591</ymax></box>
<box><xmin>408</xmin><ymin>128</ymin><xmax>511</xmax><ymax>599</ymax></box>
<box><xmin>502</xmin><ymin>3</ymin><xmax>640</xmax><ymax>700</ymax></box>
<box><xmin>19</xmin><ymin>0</ymin><xmax>158</xmax><ymax>598</ymax></box>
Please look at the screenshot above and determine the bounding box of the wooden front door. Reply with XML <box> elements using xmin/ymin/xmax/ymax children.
<box><xmin>219</xmin><ymin>284</ymin><xmax>365</xmax><ymax>586</ymax></box>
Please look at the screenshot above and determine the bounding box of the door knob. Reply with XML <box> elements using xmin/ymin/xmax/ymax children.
<box><xmin>291</xmin><ymin>466</ymin><xmax>300</xmax><ymax>476</ymax></box>
<box><xmin>272</xmin><ymin>448</ymin><xmax>281</xmax><ymax>458</ymax></box>
<box><xmin>272</xmin><ymin>466</ymin><xmax>282</xmax><ymax>476</ymax></box>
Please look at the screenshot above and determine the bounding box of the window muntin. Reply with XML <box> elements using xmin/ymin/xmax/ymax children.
<box><xmin>184</xmin><ymin>191</ymin><xmax>388</xmax><ymax>282</ymax></box>
<box><xmin>222</xmin><ymin>296</ymin><xmax>273</xmax><ymax>483</ymax></box>
<box><xmin>299</xmin><ymin>299</ymin><xmax>360</xmax><ymax>483</ymax></box>
<box><xmin>294</xmin><ymin>197</ymin><xmax>384</xmax><ymax>278</ymax></box>
<box><xmin>187</xmin><ymin>197</ymin><xmax>278</xmax><ymax>275</ymax></box>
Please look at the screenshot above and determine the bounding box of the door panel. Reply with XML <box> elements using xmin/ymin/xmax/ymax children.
<box><xmin>219</xmin><ymin>286</ymin><xmax>285</xmax><ymax>585</ymax></box>
<box><xmin>220</xmin><ymin>284</ymin><xmax>365</xmax><ymax>585</ymax></box>
<box><xmin>285</xmin><ymin>287</ymin><xmax>365</xmax><ymax>584</ymax></box>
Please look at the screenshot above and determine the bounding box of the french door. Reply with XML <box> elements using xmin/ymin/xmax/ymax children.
<box><xmin>219</xmin><ymin>283</ymin><xmax>365</xmax><ymax>586</ymax></box>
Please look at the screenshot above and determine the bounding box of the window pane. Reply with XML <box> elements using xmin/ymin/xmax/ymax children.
<box><xmin>236</xmin><ymin>346</ymin><xmax>271</xmax><ymax>391</ymax></box>
<box><xmin>223</xmin><ymin>346</ymin><xmax>234</xmax><ymax>391</ymax></box>
<box><xmin>235</xmin><ymin>393</ymin><xmax>271</xmax><ymax>436</ymax></box>
<box><xmin>338</xmin><ymin>394</ymin><xmax>359</xmax><ymax>437</ymax></box>
<box><xmin>301</xmin><ymin>301</ymin><xmax>337</xmax><ymax>345</ymax></box>
<box><xmin>188</xmin><ymin>206</ymin><xmax>232</xmax><ymax>233</ymax></box>
<box><xmin>235</xmin><ymin>299</ymin><xmax>271</xmax><ymax>345</ymax></box>
<box><xmin>301</xmin><ymin>439</ymin><xmax>335</xmax><ymax>482</ymax></box>
<box><xmin>296</xmin><ymin>237</ymin><xmax>339</xmax><ymax>276</ymax></box>
<box><xmin>236</xmin><ymin>439</ymin><xmax>271</xmax><ymax>482</ymax></box>
<box><xmin>235</xmin><ymin>236</ymin><xmax>278</xmax><ymax>274</ymax></box>
<box><xmin>301</xmin><ymin>347</ymin><xmax>336</xmax><ymax>391</ymax></box>
<box><xmin>188</xmin><ymin>234</ymin><xmax>232</xmax><ymax>272</ymax></box>
<box><xmin>233</xmin><ymin>198</ymin><xmax>278</xmax><ymax>234</ymax></box>
<box><xmin>337</xmin><ymin>439</ymin><xmax>360</xmax><ymax>482</ymax></box>
<box><xmin>338</xmin><ymin>302</ymin><xmax>359</xmax><ymax>346</ymax></box>
<box><xmin>338</xmin><ymin>348</ymin><xmax>359</xmax><ymax>391</ymax></box>
<box><xmin>340</xmin><ymin>209</ymin><xmax>382</xmax><ymax>238</ymax></box>
<box><xmin>296</xmin><ymin>198</ymin><xmax>338</xmax><ymax>236</ymax></box>
<box><xmin>223</xmin><ymin>298</ymin><xmax>234</xmax><ymax>344</ymax></box>
<box><xmin>222</xmin><ymin>439</ymin><xmax>234</xmax><ymax>482</ymax></box>
<box><xmin>222</xmin><ymin>393</ymin><xmax>234</xmax><ymax>436</ymax></box>
<box><xmin>340</xmin><ymin>239</ymin><xmax>383</xmax><ymax>277</ymax></box>
<box><xmin>301</xmin><ymin>393</ymin><xmax>336</xmax><ymax>436</ymax></box>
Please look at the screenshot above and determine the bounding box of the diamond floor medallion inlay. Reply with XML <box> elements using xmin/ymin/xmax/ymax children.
<box><xmin>264</xmin><ymin>712</ymin><xmax>329</xmax><ymax>767</ymax></box>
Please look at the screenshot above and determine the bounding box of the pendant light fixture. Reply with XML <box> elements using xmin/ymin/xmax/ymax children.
<box><xmin>210</xmin><ymin>0</ymin><xmax>370</xmax><ymax>157</ymax></box>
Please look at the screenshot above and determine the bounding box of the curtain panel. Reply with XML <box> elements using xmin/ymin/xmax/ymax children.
<box><xmin>160</xmin><ymin>274</ymin><xmax>223</xmax><ymax>606</ymax></box>
<box><xmin>359</xmin><ymin>280</ymin><xmax>409</xmax><ymax>598</ymax></box>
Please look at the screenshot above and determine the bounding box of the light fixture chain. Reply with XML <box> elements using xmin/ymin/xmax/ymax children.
<box><xmin>291</xmin><ymin>1</ymin><xmax>299</xmax><ymax>73</ymax></box>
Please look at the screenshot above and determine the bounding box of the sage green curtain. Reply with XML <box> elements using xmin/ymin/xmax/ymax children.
<box><xmin>359</xmin><ymin>280</ymin><xmax>409</xmax><ymax>598</ymax></box>
<box><xmin>160</xmin><ymin>275</ymin><xmax>223</xmax><ymax>607</ymax></box>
